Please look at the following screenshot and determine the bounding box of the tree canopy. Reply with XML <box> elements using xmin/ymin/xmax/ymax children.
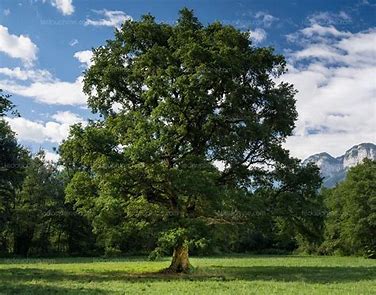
<box><xmin>0</xmin><ymin>90</ymin><xmax>28</xmax><ymax>253</ymax></box>
<box><xmin>60</xmin><ymin>9</ymin><xmax>322</xmax><ymax>272</ymax></box>
<box><xmin>322</xmin><ymin>159</ymin><xmax>376</xmax><ymax>258</ymax></box>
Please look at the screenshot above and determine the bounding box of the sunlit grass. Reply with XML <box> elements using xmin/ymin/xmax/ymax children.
<box><xmin>0</xmin><ymin>255</ymin><xmax>375</xmax><ymax>294</ymax></box>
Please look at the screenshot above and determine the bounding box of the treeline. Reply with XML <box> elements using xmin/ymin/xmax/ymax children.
<box><xmin>1</xmin><ymin>149</ymin><xmax>374</xmax><ymax>258</ymax></box>
<box><xmin>0</xmin><ymin>154</ymin><xmax>96</xmax><ymax>256</ymax></box>
<box><xmin>1</xmin><ymin>150</ymin><xmax>321</xmax><ymax>257</ymax></box>
<box><xmin>0</xmin><ymin>92</ymin><xmax>374</xmax><ymax>258</ymax></box>
<box><xmin>1</xmin><ymin>151</ymin><xmax>321</xmax><ymax>257</ymax></box>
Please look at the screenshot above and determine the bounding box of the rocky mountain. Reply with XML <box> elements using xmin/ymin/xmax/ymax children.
<box><xmin>303</xmin><ymin>143</ymin><xmax>376</xmax><ymax>187</ymax></box>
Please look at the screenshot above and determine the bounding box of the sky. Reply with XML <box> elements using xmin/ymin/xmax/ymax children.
<box><xmin>0</xmin><ymin>0</ymin><xmax>375</xmax><ymax>162</ymax></box>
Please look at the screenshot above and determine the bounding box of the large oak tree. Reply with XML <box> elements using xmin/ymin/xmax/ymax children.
<box><xmin>60</xmin><ymin>9</ymin><xmax>314</xmax><ymax>272</ymax></box>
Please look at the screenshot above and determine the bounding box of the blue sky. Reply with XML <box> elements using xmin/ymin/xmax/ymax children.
<box><xmin>0</xmin><ymin>0</ymin><xmax>375</xmax><ymax>161</ymax></box>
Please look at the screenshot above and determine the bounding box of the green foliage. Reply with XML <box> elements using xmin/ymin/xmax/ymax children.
<box><xmin>0</xmin><ymin>152</ymin><xmax>97</xmax><ymax>256</ymax></box>
<box><xmin>0</xmin><ymin>89</ymin><xmax>18</xmax><ymax>117</ymax></box>
<box><xmin>0</xmin><ymin>91</ymin><xmax>28</xmax><ymax>254</ymax></box>
<box><xmin>60</xmin><ymin>8</ymin><xmax>305</xmax><ymax>257</ymax></box>
<box><xmin>0</xmin><ymin>120</ymin><xmax>26</xmax><ymax>208</ymax></box>
<box><xmin>9</xmin><ymin>153</ymin><xmax>63</xmax><ymax>255</ymax></box>
<box><xmin>321</xmin><ymin>160</ymin><xmax>376</xmax><ymax>257</ymax></box>
<box><xmin>214</xmin><ymin>158</ymin><xmax>324</xmax><ymax>254</ymax></box>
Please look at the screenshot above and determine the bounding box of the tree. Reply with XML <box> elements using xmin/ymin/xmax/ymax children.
<box><xmin>9</xmin><ymin>152</ymin><xmax>97</xmax><ymax>256</ymax></box>
<box><xmin>0</xmin><ymin>90</ymin><xmax>27</xmax><ymax>254</ymax></box>
<box><xmin>61</xmin><ymin>9</ymin><xmax>301</xmax><ymax>272</ymax></box>
<box><xmin>11</xmin><ymin>152</ymin><xmax>64</xmax><ymax>255</ymax></box>
<box><xmin>322</xmin><ymin>159</ymin><xmax>376</xmax><ymax>258</ymax></box>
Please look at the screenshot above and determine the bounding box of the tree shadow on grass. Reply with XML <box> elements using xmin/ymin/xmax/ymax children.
<box><xmin>0</xmin><ymin>265</ymin><xmax>375</xmax><ymax>287</ymax></box>
<box><xmin>207</xmin><ymin>265</ymin><xmax>376</xmax><ymax>283</ymax></box>
<box><xmin>0</xmin><ymin>282</ymin><xmax>107</xmax><ymax>294</ymax></box>
<box><xmin>0</xmin><ymin>256</ymin><xmax>166</xmax><ymax>265</ymax></box>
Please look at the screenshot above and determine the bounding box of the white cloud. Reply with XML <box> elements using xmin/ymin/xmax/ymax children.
<box><xmin>0</xmin><ymin>76</ymin><xmax>86</xmax><ymax>105</ymax></box>
<box><xmin>74</xmin><ymin>50</ymin><xmax>93</xmax><ymax>67</ymax></box>
<box><xmin>0</xmin><ymin>49</ymin><xmax>90</xmax><ymax>105</ymax></box>
<box><xmin>248</xmin><ymin>28</ymin><xmax>266</xmax><ymax>44</ymax></box>
<box><xmin>359</xmin><ymin>0</ymin><xmax>376</xmax><ymax>6</ymax></box>
<box><xmin>280</xmin><ymin>25</ymin><xmax>376</xmax><ymax>159</ymax></box>
<box><xmin>43</xmin><ymin>150</ymin><xmax>60</xmax><ymax>162</ymax></box>
<box><xmin>48</xmin><ymin>0</ymin><xmax>74</xmax><ymax>16</ymax></box>
<box><xmin>300</xmin><ymin>24</ymin><xmax>351</xmax><ymax>38</ymax></box>
<box><xmin>308</xmin><ymin>11</ymin><xmax>351</xmax><ymax>26</ymax></box>
<box><xmin>111</xmin><ymin>102</ymin><xmax>123</xmax><ymax>114</ymax></box>
<box><xmin>0</xmin><ymin>25</ymin><xmax>38</xmax><ymax>65</ymax></box>
<box><xmin>255</xmin><ymin>11</ymin><xmax>278</xmax><ymax>27</ymax></box>
<box><xmin>0</xmin><ymin>67</ymin><xmax>53</xmax><ymax>82</ymax></box>
<box><xmin>6</xmin><ymin>111</ymin><xmax>85</xmax><ymax>144</ymax></box>
<box><xmin>69</xmin><ymin>39</ymin><xmax>78</xmax><ymax>46</ymax></box>
<box><xmin>51</xmin><ymin>110</ymin><xmax>84</xmax><ymax>125</ymax></box>
<box><xmin>5</xmin><ymin>117</ymin><xmax>66</xmax><ymax>143</ymax></box>
<box><xmin>85</xmin><ymin>10</ymin><xmax>132</xmax><ymax>28</ymax></box>
<box><xmin>3</xmin><ymin>9</ymin><xmax>10</xmax><ymax>16</ymax></box>
<box><xmin>213</xmin><ymin>160</ymin><xmax>226</xmax><ymax>172</ymax></box>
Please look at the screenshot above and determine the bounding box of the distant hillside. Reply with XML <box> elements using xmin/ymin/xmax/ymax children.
<box><xmin>303</xmin><ymin>143</ymin><xmax>376</xmax><ymax>187</ymax></box>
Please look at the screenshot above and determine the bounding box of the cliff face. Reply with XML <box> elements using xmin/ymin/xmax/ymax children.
<box><xmin>303</xmin><ymin>143</ymin><xmax>376</xmax><ymax>187</ymax></box>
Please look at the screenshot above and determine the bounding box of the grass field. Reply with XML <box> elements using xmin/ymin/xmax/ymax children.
<box><xmin>0</xmin><ymin>255</ymin><xmax>375</xmax><ymax>294</ymax></box>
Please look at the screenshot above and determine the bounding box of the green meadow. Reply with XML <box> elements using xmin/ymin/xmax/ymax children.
<box><xmin>1</xmin><ymin>255</ymin><xmax>375</xmax><ymax>294</ymax></box>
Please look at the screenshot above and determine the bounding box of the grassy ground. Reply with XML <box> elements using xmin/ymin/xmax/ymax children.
<box><xmin>0</xmin><ymin>255</ymin><xmax>375</xmax><ymax>294</ymax></box>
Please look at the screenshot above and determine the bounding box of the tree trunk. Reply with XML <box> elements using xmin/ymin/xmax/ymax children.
<box><xmin>167</xmin><ymin>244</ymin><xmax>191</xmax><ymax>273</ymax></box>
